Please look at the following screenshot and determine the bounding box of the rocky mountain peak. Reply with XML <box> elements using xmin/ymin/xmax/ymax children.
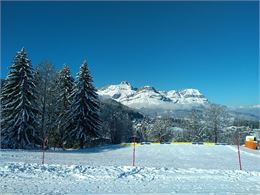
<box><xmin>98</xmin><ymin>81</ymin><xmax>208</xmax><ymax>109</ymax></box>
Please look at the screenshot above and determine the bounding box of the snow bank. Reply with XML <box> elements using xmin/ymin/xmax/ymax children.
<box><xmin>3</xmin><ymin>162</ymin><xmax>259</xmax><ymax>178</ymax></box>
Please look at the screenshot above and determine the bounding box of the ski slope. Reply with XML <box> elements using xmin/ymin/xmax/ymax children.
<box><xmin>1</xmin><ymin>144</ymin><xmax>260</xmax><ymax>194</ymax></box>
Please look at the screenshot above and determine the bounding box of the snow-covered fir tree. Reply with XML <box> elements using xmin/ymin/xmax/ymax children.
<box><xmin>55</xmin><ymin>65</ymin><xmax>74</xmax><ymax>147</ymax></box>
<box><xmin>1</xmin><ymin>48</ymin><xmax>40</xmax><ymax>149</ymax></box>
<box><xmin>63</xmin><ymin>61</ymin><xmax>101</xmax><ymax>148</ymax></box>
<box><xmin>57</xmin><ymin>65</ymin><xmax>74</xmax><ymax>111</ymax></box>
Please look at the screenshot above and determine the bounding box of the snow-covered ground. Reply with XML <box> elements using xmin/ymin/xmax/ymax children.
<box><xmin>1</xmin><ymin>144</ymin><xmax>260</xmax><ymax>194</ymax></box>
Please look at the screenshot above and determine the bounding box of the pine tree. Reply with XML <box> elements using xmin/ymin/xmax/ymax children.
<box><xmin>57</xmin><ymin>65</ymin><xmax>74</xmax><ymax>111</ymax></box>
<box><xmin>55</xmin><ymin>65</ymin><xmax>74</xmax><ymax>147</ymax></box>
<box><xmin>63</xmin><ymin>61</ymin><xmax>101</xmax><ymax>148</ymax></box>
<box><xmin>1</xmin><ymin>48</ymin><xmax>40</xmax><ymax>149</ymax></box>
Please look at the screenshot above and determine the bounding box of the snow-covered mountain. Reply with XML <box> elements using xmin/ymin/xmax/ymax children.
<box><xmin>98</xmin><ymin>81</ymin><xmax>208</xmax><ymax>109</ymax></box>
<box><xmin>98</xmin><ymin>81</ymin><xmax>260</xmax><ymax>120</ymax></box>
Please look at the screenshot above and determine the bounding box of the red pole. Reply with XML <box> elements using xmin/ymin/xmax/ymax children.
<box><xmin>133</xmin><ymin>129</ymin><xmax>136</xmax><ymax>166</ymax></box>
<box><xmin>236</xmin><ymin>136</ymin><xmax>242</xmax><ymax>170</ymax></box>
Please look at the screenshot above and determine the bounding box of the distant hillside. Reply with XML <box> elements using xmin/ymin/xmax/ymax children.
<box><xmin>99</xmin><ymin>96</ymin><xmax>144</xmax><ymax>120</ymax></box>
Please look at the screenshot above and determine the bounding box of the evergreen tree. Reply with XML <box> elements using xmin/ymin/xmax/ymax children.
<box><xmin>55</xmin><ymin>65</ymin><xmax>74</xmax><ymax>147</ymax></box>
<box><xmin>57</xmin><ymin>65</ymin><xmax>74</xmax><ymax>111</ymax></box>
<box><xmin>1</xmin><ymin>48</ymin><xmax>40</xmax><ymax>149</ymax></box>
<box><xmin>63</xmin><ymin>60</ymin><xmax>101</xmax><ymax>148</ymax></box>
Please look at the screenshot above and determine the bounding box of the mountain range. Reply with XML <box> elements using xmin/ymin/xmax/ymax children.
<box><xmin>97</xmin><ymin>81</ymin><xmax>260</xmax><ymax>120</ymax></box>
<box><xmin>98</xmin><ymin>81</ymin><xmax>208</xmax><ymax>109</ymax></box>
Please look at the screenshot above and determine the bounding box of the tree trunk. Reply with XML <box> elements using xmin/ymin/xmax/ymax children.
<box><xmin>80</xmin><ymin>139</ymin><xmax>84</xmax><ymax>149</ymax></box>
<box><xmin>214</xmin><ymin>127</ymin><xmax>218</xmax><ymax>143</ymax></box>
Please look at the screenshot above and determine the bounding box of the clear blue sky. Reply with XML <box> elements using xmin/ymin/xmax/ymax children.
<box><xmin>1</xmin><ymin>1</ymin><xmax>259</xmax><ymax>106</ymax></box>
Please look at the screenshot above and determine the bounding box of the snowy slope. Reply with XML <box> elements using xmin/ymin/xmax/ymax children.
<box><xmin>98</xmin><ymin>81</ymin><xmax>208</xmax><ymax>109</ymax></box>
<box><xmin>1</xmin><ymin>144</ymin><xmax>260</xmax><ymax>194</ymax></box>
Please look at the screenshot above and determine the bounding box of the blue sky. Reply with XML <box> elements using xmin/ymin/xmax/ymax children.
<box><xmin>1</xmin><ymin>1</ymin><xmax>259</xmax><ymax>106</ymax></box>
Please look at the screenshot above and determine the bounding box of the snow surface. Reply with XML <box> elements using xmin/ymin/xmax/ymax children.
<box><xmin>1</xmin><ymin>144</ymin><xmax>260</xmax><ymax>194</ymax></box>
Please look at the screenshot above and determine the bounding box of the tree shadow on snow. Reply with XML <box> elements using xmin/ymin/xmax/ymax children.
<box><xmin>48</xmin><ymin>144</ymin><xmax>126</xmax><ymax>154</ymax></box>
